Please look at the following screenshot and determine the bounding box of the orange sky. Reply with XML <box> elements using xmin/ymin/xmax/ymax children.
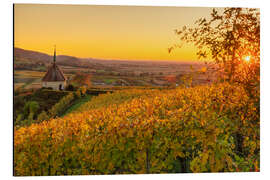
<box><xmin>14</xmin><ymin>4</ymin><xmax>219</xmax><ymax>61</ymax></box>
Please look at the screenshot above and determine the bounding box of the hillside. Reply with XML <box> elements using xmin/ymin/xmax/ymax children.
<box><xmin>14</xmin><ymin>83</ymin><xmax>259</xmax><ymax>175</ymax></box>
<box><xmin>14</xmin><ymin>48</ymin><xmax>51</xmax><ymax>63</ymax></box>
<box><xmin>14</xmin><ymin>47</ymin><xmax>92</xmax><ymax>68</ymax></box>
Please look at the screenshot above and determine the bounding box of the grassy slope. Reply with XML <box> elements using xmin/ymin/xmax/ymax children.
<box><xmin>61</xmin><ymin>88</ymin><xmax>153</xmax><ymax>117</ymax></box>
<box><xmin>76</xmin><ymin>88</ymin><xmax>157</xmax><ymax>112</ymax></box>
<box><xmin>61</xmin><ymin>95</ymin><xmax>92</xmax><ymax>117</ymax></box>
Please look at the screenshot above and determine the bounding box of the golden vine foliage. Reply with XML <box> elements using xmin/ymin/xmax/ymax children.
<box><xmin>77</xmin><ymin>89</ymin><xmax>154</xmax><ymax>112</ymax></box>
<box><xmin>14</xmin><ymin>83</ymin><xmax>259</xmax><ymax>175</ymax></box>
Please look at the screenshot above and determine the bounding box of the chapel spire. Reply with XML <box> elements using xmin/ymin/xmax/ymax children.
<box><xmin>53</xmin><ymin>45</ymin><xmax>56</xmax><ymax>63</ymax></box>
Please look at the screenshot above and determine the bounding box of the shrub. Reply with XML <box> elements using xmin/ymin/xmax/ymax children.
<box><xmin>41</xmin><ymin>87</ymin><xmax>53</xmax><ymax>90</ymax></box>
<box><xmin>37</xmin><ymin>111</ymin><xmax>50</xmax><ymax>123</ymax></box>
<box><xmin>75</xmin><ymin>89</ymin><xmax>81</xmax><ymax>98</ymax></box>
<box><xmin>49</xmin><ymin>93</ymin><xmax>75</xmax><ymax>117</ymax></box>
<box><xmin>23</xmin><ymin>101</ymin><xmax>39</xmax><ymax>119</ymax></box>
<box><xmin>65</xmin><ymin>84</ymin><xmax>75</xmax><ymax>91</ymax></box>
<box><xmin>15</xmin><ymin>114</ymin><xmax>24</xmax><ymax>126</ymax></box>
<box><xmin>27</xmin><ymin>112</ymin><xmax>34</xmax><ymax>125</ymax></box>
<box><xmin>80</xmin><ymin>86</ymin><xmax>87</xmax><ymax>96</ymax></box>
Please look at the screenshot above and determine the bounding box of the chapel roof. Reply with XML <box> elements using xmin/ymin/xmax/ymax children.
<box><xmin>42</xmin><ymin>46</ymin><xmax>66</xmax><ymax>82</ymax></box>
<box><xmin>42</xmin><ymin>63</ymin><xmax>66</xmax><ymax>82</ymax></box>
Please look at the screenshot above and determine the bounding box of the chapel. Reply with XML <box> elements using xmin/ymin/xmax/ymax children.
<box><xmin>42</xmin><ymin>46</ymin><xmax>66</xmax><ymax>90</ymax></box>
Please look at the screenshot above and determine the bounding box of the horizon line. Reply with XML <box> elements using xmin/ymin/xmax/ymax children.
<box><xmin>14</xmin><ymin>46</ymin><xmax>209</xmax><ymax>63</ymax></box>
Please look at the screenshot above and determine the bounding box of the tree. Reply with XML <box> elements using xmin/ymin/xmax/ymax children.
<box><xmin>164</xmin><ymin>75</ymin><xmax>176</xmax><ymax>85</ymax></box>
<box><xmin>169</xmin><ymin>8</ymin><xmax>260</xmax><ymax>91</ymax></box>
<box><xmin>71</xmin><ymin>72</ymin><xmax>92</xmax><ymax>87</ymax></box>
<box><xmin>79</xmin><ymin>86</ymin><xmax>87</xmax><ymax>96</ymax></box>
<box><xmin>23</xmin><ymin>101</ymin><xmax>40</xmax><ymax>119</ymax></box>
<box><xmin>15</xmin><ymin>114</ymin><xmax>24</xmax><ymax>126</ymax></box>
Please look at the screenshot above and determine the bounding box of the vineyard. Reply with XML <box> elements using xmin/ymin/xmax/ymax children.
<box><xmin>14</xmin><ymin>82</ymin><xmax>259</xmax><ymax>175</ymax></box>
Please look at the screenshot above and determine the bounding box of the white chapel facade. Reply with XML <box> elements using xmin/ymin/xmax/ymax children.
<box><xmin>41</xmin><ymin>47</ymin><xmax>66</xmax><ymax>90</ymax></box>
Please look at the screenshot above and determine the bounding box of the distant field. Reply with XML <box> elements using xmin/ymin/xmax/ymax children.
<box><xmin>14</xmin><ymin>61</ymin><xmax>215</xmax><ymax>90</ymax></box>
<box><xmin>14</xmin><ymin>83</ymin><xmax>25</xmax><ymax>90</ymax></box>
<box><xmin>14</xmin><ymin>69</ymin><xmax>73</xmax><ymax>89</ymax></box>
<box><xmin>14</xmin><ymin>70</ymin><xmax>43</xmax><ymax>89</ymax></box>
<box><xmin>14</xmin><ymin>70</ymin><xmax>45</xmax><ymax>78</ymax></box>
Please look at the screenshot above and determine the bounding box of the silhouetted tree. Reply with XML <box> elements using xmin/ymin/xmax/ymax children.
<box><xmin>170</xmin><ymin>8</ymin><xmax>260</xmax><ymax>90</ymax></box>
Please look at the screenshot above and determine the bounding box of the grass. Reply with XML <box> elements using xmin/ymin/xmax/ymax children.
<box><xmin>61</xmin><ymin>95</ymin><xmax>92</xmax><ymax>117</ymax></box>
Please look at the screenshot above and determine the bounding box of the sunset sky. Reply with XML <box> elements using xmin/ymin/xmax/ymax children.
<box><xmin>14</xmin><ymin>4</ymin><xmax>219</xmax><ymax>61</ymax></box>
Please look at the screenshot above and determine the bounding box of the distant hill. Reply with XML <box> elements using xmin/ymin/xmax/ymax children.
<box><xmin>14</xmin><ymin>47</ymin><xmax>84</xmax><ymax>67</ymax></box>
<box><xmin>14</xmin><ymin>47</ymin><xmax>51</xmax><ymax>64</ymax></box>
<box><xmin>14</xmin><ymin>47</ymin><xmax>206</xmax><ymax>66</ymax></box>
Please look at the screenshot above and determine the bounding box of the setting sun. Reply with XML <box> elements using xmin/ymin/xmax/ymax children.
<box><xmin>244</xmin><ymin>56</ymin><xmax>251</xmax><ymax>62</ymax></box>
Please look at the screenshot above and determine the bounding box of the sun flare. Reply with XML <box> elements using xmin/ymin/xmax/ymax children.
<box><xmin>244</xmin><ymin>56</ymin><xmax>251</xmax><ymax>62</ymax></box>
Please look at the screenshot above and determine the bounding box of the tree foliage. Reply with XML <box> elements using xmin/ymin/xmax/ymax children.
<box><xmin>23</xmin><ymin>101</ymin><xmax>39</xmax><ymax>116</ymax></box>
<box><xmin>170</xmin><ymin>8</ymin><xmax>260</xmax><ymax>89</ymax></box>
<box><xmin>71</xmin><ymin>72</ymin><xmax>92</xmax><ymax>87</ymax></box>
